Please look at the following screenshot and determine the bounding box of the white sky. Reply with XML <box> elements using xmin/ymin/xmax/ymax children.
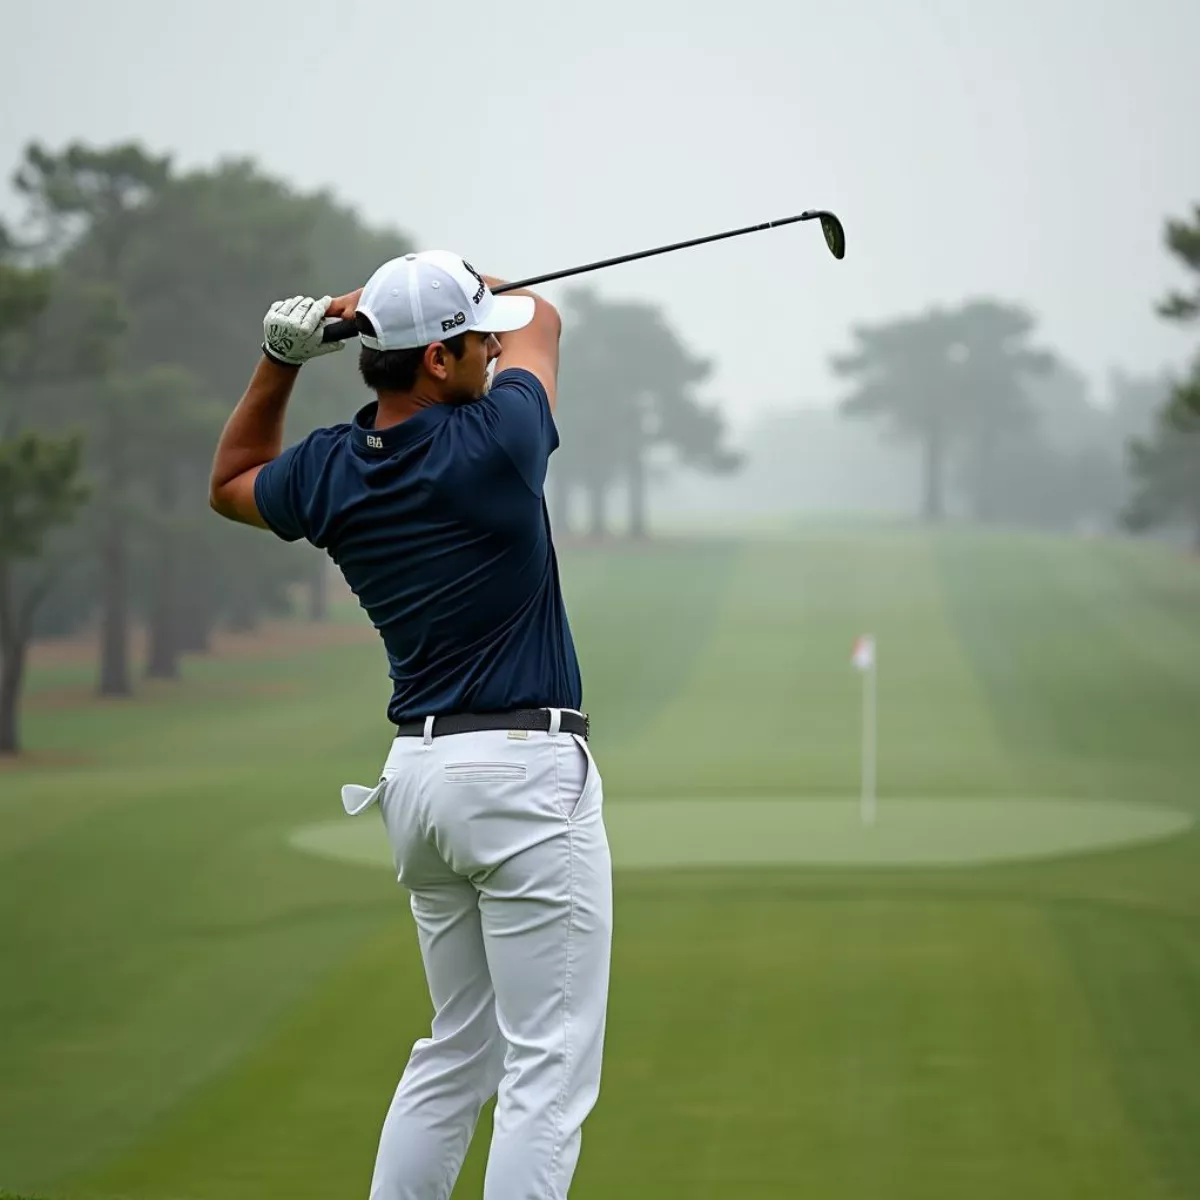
<box><xmin>3</xmin><ymin>0</ymin><xmax>1198</xmax><ymax>432</ymax></box>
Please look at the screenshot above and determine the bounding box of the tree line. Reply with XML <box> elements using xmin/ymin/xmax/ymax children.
<box><xmin>831</xmin><ymin>212</ymin><xmax>1200</xmax><ymax>537</ymax></box>
<box><xmin>0</xmin><ymin>142</ymin><xmax>417</xmax><ymax>751</ymax></box>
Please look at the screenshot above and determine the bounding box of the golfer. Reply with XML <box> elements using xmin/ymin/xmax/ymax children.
<box><xmin>208</xmin><ymin>251</ymin><xmax>613</xmax><ymax>1200</ymax></box>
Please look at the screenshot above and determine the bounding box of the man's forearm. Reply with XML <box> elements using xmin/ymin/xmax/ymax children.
<box><xmin>209</xmin><ymin>356</ymin><xmax>300</xmax><ymax>495</ymax></box>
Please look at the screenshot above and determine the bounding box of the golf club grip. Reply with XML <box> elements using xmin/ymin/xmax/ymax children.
<box><xmin>322</xmin><ymin>318</ymin><xmax>359</xmax><ymax>344</ymax></box>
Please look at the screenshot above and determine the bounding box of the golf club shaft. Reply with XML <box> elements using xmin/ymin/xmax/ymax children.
<box><xmin>320</xmin><ymin>210</ymin><xmax>840</xmax><ymax>344</ymax></box>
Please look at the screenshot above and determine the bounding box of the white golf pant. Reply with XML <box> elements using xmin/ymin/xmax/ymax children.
<box><xmin>349</xmin><ymin>713</ymin><xmax>612</xmax><ymax>1200</ymax></box>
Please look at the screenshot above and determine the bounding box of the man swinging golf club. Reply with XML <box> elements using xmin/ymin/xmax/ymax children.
<box><xmin>209</xmin><ymin>251</ymin><xmax>613</xmax><ymax>1200</ymax></box>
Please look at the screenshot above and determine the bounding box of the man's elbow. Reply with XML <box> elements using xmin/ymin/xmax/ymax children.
<box><xmin>208</xmin><ymin>475</ymin><xmax>243</xmax><ymax>522</ymax></box>
<box><xmin>209</xmin><ymin>485</ymin><xmax>233</xmax><ymax>520</ymax></box>
<box><xmin>533</xmin><ymin>294</ymin><xmax>562</xmax><ymax>338</ymax></box>
<box><xmin>207</xmin><ymin>470</ymin><xmax>272</xmax><ymax>531</ymax></box>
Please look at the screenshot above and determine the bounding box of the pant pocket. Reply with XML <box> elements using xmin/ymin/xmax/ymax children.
<box><xmin>342</xmin><ymin>774</ymin><xmax>392</xmax><ymax>815</ymax></box>
<box><xmin>554</xmin><ymin>736</ymin><xmax>597</xmax><ymax>821</ymax></box>
<box><xmin>443</xmin><ymin>762</ymin><xmax>529</xmax><ymax>785</ymax></box>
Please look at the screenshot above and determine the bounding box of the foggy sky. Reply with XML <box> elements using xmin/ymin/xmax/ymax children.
<box><xmin>2</xmin><ymin>0</ymin><xmax>1198</xmax><ymax>433</ymax></box>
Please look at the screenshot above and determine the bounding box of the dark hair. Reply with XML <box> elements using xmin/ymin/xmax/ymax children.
<box><xmin>355</xmin><ymin>313</ymin><xmax>468</xmax><ymax>392</ymax></box>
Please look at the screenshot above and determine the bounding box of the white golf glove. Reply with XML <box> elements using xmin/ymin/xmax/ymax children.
<box><xmin>262</xmin><ymin>295</ymin><xmax>345</xmax><ymax>367</ymax></box>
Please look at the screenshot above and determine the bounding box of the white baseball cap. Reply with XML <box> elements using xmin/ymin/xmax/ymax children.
<box><xmin>355</xmin><ymin>250</ymin><xmax>535</xmax><ymax>351</ymax></box>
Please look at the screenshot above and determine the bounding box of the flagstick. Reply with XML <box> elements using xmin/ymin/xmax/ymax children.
<box><xmin>862</xmin><ymin>654</ymin><xmax>877</xmax><ymax>826</ymax></box>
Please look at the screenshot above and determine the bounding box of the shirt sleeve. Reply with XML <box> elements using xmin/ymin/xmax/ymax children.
<box><xmin>478</xmin><ymin>368</ymin><xmax>560</xmax><ymax>495</ymax></box>
<box><xmin>253</xmin><ymin>441</ymin><xmax>309</xmax><ymax>543</ymax></box>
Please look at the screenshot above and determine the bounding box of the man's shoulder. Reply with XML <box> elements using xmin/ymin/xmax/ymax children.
<box><xmin>301</xmin><ymin>420</ymin><xmax>355</xmax><ymax>447</ymax></box>
<box><xmin>462</xmin><ymin>369</ymin><xmax>551</xmax><ymax>432</ymax></box>
<box><xmin>489</xmin><ymin>367</ymin><xmax>548</xmax><ymax>401</ymax></box>
<box><xmin>290</xmin><ymin>421</ymin><xmax>354</xmax><ymax>466</ymax></box>
<box><xmin>449</xmin><ymin>371</ymin><xmax>549</xmax><ymax>438</ymax></box>
<box><xmin>453</xmin><ymin>369</ymin><xmax>557</xmax><ymax>495</ymax></box>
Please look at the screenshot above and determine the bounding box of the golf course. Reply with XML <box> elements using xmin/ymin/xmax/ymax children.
<box><xmin>3</xmin><ymin>524</ymin><xmax>1199</xmax><ymax>1200</ymax></box>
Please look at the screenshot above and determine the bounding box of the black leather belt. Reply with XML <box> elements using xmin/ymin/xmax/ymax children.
<box><xmin>393</xmin><ymin>709</ymin><xmax>589</xmax><ymax>740</ymax></box>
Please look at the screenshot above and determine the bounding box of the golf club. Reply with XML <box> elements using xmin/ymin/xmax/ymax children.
<box><xmin>319</xmin><ymin>209</ymin><xmax>845</xmax><ymax>344</ymax></box>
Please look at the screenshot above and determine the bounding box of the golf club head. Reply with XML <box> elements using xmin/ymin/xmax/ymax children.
<box><xmin>801</xmin><ymin>209</ymin><xmax>846</xmax><ymax>260</ymax></box>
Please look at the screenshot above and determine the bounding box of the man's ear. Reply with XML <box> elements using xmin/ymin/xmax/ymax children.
<box><xmin>423</xmin><ymin>341</ymin><xmax>450</xmax><ymax>381</ymax></box>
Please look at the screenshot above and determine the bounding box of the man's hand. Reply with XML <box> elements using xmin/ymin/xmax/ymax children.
<box><xmin>326</xmin><ymin>288</ymin><xmax>364</xmax><ymax>320</ymax></box>
<box><xmin>262</xmin><ymin>295</ymin><xmax>345</xmax><ymax>367</ymax></box>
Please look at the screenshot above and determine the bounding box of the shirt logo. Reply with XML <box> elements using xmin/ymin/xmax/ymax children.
<box><xmin>366</xmin><ymin>434</ymin><xmax>384</xmax><ymax>449</ymax></box>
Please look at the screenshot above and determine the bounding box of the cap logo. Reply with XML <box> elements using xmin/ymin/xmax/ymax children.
<box><xmin>462</xmin><ymin>260</ymin><xmax>486</xmax><ymax>306</ymax></box>
<box><xmin>440</xmin><ymin>311</ymin><xmax>467</xmax><ymax>333</ymax></box>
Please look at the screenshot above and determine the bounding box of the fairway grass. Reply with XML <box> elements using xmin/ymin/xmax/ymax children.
<box><xmin>2</xmin><ymin>527</ymin><xmax>1200</xmax><ymax>1200</ymax></box>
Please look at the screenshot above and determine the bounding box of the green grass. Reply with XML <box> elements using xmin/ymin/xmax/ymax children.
<box><xmin>2</xmin><ymin>526</ymin><xmax>1200</xmax><ymax>1199</ymax></box>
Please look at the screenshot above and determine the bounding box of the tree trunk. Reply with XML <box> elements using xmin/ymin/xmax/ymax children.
<box><xmin>628</xmin><ymin>454</ymin><xmax>648</xmax><ymax>540</ymax></box>
<box><xmin>97</xmin><ymin>509</ymin><xmax>132</xmax><ymax>697</ymax></box>
<box><xmin>921</xmin><ymin>426</ymin><xmax>945</xmax><ymax>522</ymax></box>
<box><xmin>0</xmin><ymin>565</ymin><xmax>26</xmax><ymax>755</ymax></box>
<box><xmin>145</xmin><ymin>466</ymin><xmax>180</xmax><ymax>679</ymax></box>
<box><xmin>224</xmin><ymin>583</ymin><xmax>259</xmax><ymax>633</ymax></box>
<box><xmin>176</xmin><ymin>585</ymin><xmax>214</xmax><ymax>654</ymax></box>
<box><xmin>174</xmin><ymin>529</ymin><xmax>215</xmax><ymax>654</ymax></box>
<box><xmin>2</xmin><ymin>565</ymin><xmax>59</xmax><ymax>755</ymax></box>
<box><xmin>973</xmin><ymin>437</ymin><xmax>995</xmax><ymax>523</ymax></box>
<box><xmin>0</xmin><ymin>634</ymin><xmax>27</xmax><ymax>755</ymax></box>
<box><xmin>308</xmin><ymin>554</ymin><xmax>329</xmax><ymax>622</ymax></box>
<box><xmin>587</xmin><ymin>482</ymin><xmax>608</xmax><ymax>539</ymax></box>
<box><xmin>96</xmin><ymin>410</ymin><xmax>132</xmax><ymax>697</ymax></box>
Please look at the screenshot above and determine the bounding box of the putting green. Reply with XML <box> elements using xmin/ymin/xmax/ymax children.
<box><xmin>287</xmin><ymin>796</ymin><xmax>1193</xmax><ymax>871</ymax></box>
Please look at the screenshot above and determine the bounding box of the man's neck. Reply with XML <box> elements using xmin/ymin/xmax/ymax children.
<box><xmin>372</xmin><ymin>388</ymin><xmax>443</xmax><ymax>430</ymax></box>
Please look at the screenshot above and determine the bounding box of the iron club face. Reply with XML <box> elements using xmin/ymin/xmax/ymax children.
<box><xmin>800</xmin><ymin>209</ymin><xmax>846</xmax><ymax>260</ymax></box>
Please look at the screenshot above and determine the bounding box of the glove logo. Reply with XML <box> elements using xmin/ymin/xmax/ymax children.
<box><xmin>267</xmin><ymin>326</ymin><xmax>295</xmax><ymax>355</ymax></box>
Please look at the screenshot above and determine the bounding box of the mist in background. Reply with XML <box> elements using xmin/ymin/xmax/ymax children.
<box><xmin>3</xmin><ymin>0</ymin><xmax>1199</xmax><ymax>423</ymax></box>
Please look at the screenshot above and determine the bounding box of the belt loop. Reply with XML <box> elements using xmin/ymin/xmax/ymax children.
<box><xmin>547</xmin><ymin>707</ymin><xmax>562</xmax><ymax>737</ymax></box>
<box><xmin>423</xmin><ymin>715</ymin><xmax>435</xmax><ymax>746</ymax></box>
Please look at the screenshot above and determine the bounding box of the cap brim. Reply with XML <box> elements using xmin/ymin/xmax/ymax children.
<box><xmin>473</xmin><ymin>295</ymin><xmax>536</xmax><ymax>334</ymax></box>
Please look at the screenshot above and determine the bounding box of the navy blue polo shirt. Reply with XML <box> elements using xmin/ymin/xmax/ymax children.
<box><xmin>253</xmin><ymin>368</ymin><xmax>582</xmax><ymax>724</ymax></box>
